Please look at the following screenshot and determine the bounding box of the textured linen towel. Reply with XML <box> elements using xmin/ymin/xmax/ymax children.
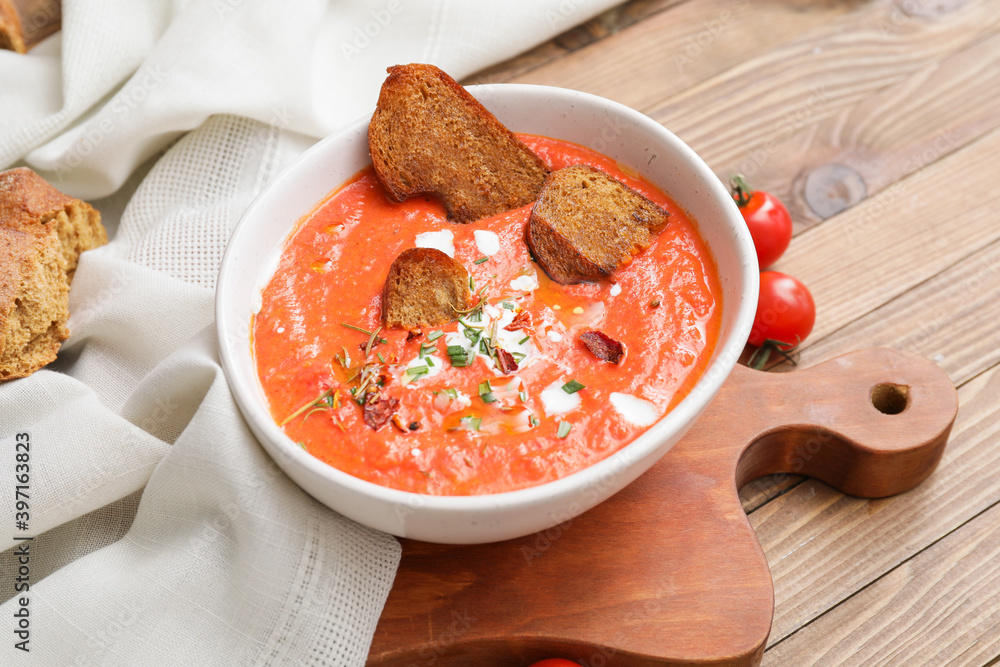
<box><xmin>0</xmin><ymin>0</ymin><xmax>619</xmax><ymax>664</ymax></box>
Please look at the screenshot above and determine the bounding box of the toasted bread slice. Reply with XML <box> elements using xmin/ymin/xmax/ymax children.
<box><xmin>0</xmin><ymin>167</ymin><xmax>107</xmax><ymax>381</ymax></box>
<box><xmin>368</xmin><ymin>63</ymin><xmax>549</xmax><ymax>224</ymax></box>
<box><xmin>382</xmin><ymin>247</ymin><xmax>471</xmax><ymax>329</ymax></box>
<box><xmin>526</xmin><ymin>165</ymin><xmax>669</xmax><ymax>285</ymax></box>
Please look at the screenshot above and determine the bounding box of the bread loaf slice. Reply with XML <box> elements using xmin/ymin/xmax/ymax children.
<box><xmin>0</xmin><ymin>167</ymin><xmax>107</xmax><ymax>279</ymax></box>
<box><xmin>368</xmin><ymin>63</ymin><xmax>549</xmax><ymax>224</ymax></box>
<box><xmin>526</xmin><ymin>165</ymin><xmax>669</xmax><ymax>285</ymax></box>
<box><xmin>382</xmin><ymin>247</ymin><xmax>471</xmax><ymax>329</ymax></box>
<box><xmin>0</xmin><ymin>167</ymin><xmax>107</xmax><ymax>381</ymax></box>
<box><xmin>0</xmin><ymin>225</ymin><xmax>69</xmax><ymax>380</ymax></box>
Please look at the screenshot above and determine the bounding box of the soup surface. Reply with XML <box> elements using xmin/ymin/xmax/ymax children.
<box><xmin>253</xmin><ymin>135</ymin><xmax>722</xmax><ymax>495</ymax></box>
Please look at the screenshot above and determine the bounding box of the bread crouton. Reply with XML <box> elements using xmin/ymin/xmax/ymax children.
<box><xmin>382</xmin><ymin>247</ymin><xmax>471</xmax><ymax>329</ymax></box>
<box><xmin>525</xmin><ymin>165</ymin><xmax>669</xmax><ymax>285</ymax></box>
<box><xmin>0</xmin><ymin>167</ymin><xmax>107</xmax><ymax>381</ymax></box>
<box><xmin>368</xmin><ymin>63</ymin><xmax>549</xmax><ymax>224</ymax></box>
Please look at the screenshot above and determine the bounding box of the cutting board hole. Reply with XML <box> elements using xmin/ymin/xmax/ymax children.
<box><xmin>871</xmin><ymin>383</ymin><xmax>909</xmax><ymax>415</ymax></box>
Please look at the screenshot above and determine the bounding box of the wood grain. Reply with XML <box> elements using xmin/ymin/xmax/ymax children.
<box><xmin>755</xmin><ymin>353</ymin><xmax>1000</xmax><ymax>645</ymax></box>
<box><xmin>642</xmin><ymin>0</ymin><xmax>1000</xmax><ymax>167</ymax></box>
<box><xmin>505</xmin><ymin>0</ymin><xmax>862</xmax><ymax>113</ymax></box>
<box><xmin>771</xmin><ymin>126</ymin><xmax>1000</xmax><ymax>346</ymax></box>
<box><xmin>761</xmin><ymin>367</ymin><xmax>1000</xmax><ymax>662</ymax></box>
<box><xmin>467</xmin><ymin>0</ymin><xmax>690</xmax><ymax>85</ymax></box>
<box><xmin>731</xmin><ymin>29</ymin><xmax>1000</xmax><ymax>230</ymax></box>
<box><xmin>788</xmin><ymin>237</ymin><xmax>1000</xmax><ymax>389</ymax></box>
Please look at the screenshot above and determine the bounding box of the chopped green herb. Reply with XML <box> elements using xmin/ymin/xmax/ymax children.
<box><xmin>405</xmin><ymin>364</ymin><xmax>429</xmax><ymax>378</ymax></box>
<box><xmin>444</xmin><ymin>387</ymin><xmax>458</xmax><ymax>399</ymax></box>
<box><xmin>473</xmin><ymin>256</ymin><xmax>490</xmax><ymax>265</ymax></box>
<box><xmin>518</xmin><ymin>336</ymin><xmax>530</xmax><ymax>345</ymax></box>
<box><xmin>447</xmin><ymin>345</ymin><xmax>470</xmax><ymax>368</ymax></box>
<box><xmin>529</xmin><ymin>415</ymin><xmax>540</xmax><ymax>427</ymax></box>
<box><xmin>341</xmin><ymin>322</ymin><xmax>375</xmax><ymax>335</ymax></box>
<box><xmin>562</xmin><ymin>379</ymin><xmax>586</xmax><ymax>394</ymax></box>
<box><xmin>427</xmin><ymin>330</ymin><xmax>444</xmax><ymax>342</ymax></box>
<box><xmin>376</xmin><ymin>351</ymin><xmax>385</xmax><ymax>363</ymax></box>
<box><xmin>478</xmin><ymin>381</ymin><xmax>496</xmax><ymax>404</ymax></box>
<box><xmin>557</xmin><ymin>421</ymin><xmax>573</xmax><ymax>438</ymax></box>
<box><xmin>518</xmin><ymin>390</ymin><xmax>528</xmax><ymax>402</ymax></box>
<box><xmin>501</xmin><ymin>301</ymin><xmax>515</xmax><ymax>310</ymax></box>
<box><xmin>511</xmin><ymin>352</ymin><xmax>526</xmax><ymax>362</ymax></box>
<box><xmin>461</xmin><ymin>415</ymin><xmax>482</xmax><ymax>432</ymax></box>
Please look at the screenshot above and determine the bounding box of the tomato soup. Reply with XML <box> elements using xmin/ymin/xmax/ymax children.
<box><xmin>253</xmin><ymin>135</ymin><xmax>722</xmax><ymax>495</ymax></box>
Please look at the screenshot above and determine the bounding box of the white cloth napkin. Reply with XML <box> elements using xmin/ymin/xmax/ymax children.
<box><xmin>0</xmin><ymin>0</ymin><xmax>620</xmax><ymax>664</ymax></box>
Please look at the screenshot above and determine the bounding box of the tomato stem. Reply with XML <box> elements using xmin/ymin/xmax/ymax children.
<box><xmin>731</xmin><ymin>174</ymin><xmax>754</xmax><ymax>208</ymax></box>
<box><xmin>748</xmin><ymin>338</ymin><xmax>799</xmax><ymax>370</ymax></box>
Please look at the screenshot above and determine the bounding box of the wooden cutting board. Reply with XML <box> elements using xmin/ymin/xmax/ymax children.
<box><xmin>368</xmin><ymin>348</ymin><xmax>958</xmax><ymax>666</ymax></box>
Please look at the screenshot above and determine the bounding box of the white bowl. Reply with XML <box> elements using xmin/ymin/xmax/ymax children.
<box><xmin>216</xmin><ymin>83</ymin><xmax>758</xmax><ymax>544</ymax></box>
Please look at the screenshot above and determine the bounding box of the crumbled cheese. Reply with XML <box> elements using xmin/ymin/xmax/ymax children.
<box><xmin>610</xmin><ymin>284</ymin><xmax>622</xmax><ymax>296</ymax></box>
<box><xmin>572</xmin><ymin>306</ymin><xmax>584</xmax><ymax>314</ymax></box>
<box><xmin>276</xmin><ymin>326</ymin><xmax>285</xmax><ymax>334</ymax></box>
<box><xmin>609</xmin><ymin>392</ymin><xmax>659</xmax><ymax>426</ymax></box>
<box><xmin>540</xmin><ymin>379</ymin><xmax>581</xmax><ymax>416</ymax></box>
<box><xmin>474</xmin><ymin>230</ymin><xmax>500</xmax><ymax>256</ymax></box>
<box><xmin>415</xmin><ymin>230</ymin><xmax>455</xmax><ymax>257</ymax></box>
<box><xmin>510</xmin><ymin>274</ymin><xmax>539</xmax><ymax>292</ymax></box>
<box><xmin>546</xmin><ymin>330</ymin><xmax>563</xmax><ymax>343</ymax></box>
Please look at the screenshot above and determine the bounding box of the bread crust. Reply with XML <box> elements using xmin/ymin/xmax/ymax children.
<box><xmin>368</xmin><ymin>63</ymin><xmax>549</xmax><ymax>224</ymax></box>
<box><xmin>0</xmin><ymin>0</ymin><xmax>25</xmax><ymax>53</ymax></box>
<box><xmin>0</xmin><ymin>167</ymin><xmax>107</xmax><ymax>381</ymax></box>
<box><xmin>382</xmin><ymin>247</ymin><xmax>471</xmax><ymax>329</ymax></box>
<box><xmin>526</xmin><ymin>165</ymin><xmax>669</xmax><ymax>285</ymax></box>
<box><xmin>0</xmin><ymin>167</ymin><xmax>107</xmax><ymax>278</ymax></box>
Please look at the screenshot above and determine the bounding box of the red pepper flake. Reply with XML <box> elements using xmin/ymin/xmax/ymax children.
<box><xmin>363</xmin><ymin>394</ymin><xmax>400</xmax><ymax>431</ymax></box>
<box><xmin>504</xmin><ymin>311</ymin><xmax>532</xmax><ymax>332</ymax></box>
<box><xmin>495</xmin><ymin>347</ymin><xmax>519</xmax><ymax>374</ymax></box>
<box><xmin>580</xmin><ymin>329</ymin><xmax>626</xmax><ymax>364</ymax></box>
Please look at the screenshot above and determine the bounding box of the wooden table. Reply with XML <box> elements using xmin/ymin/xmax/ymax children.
<box><xmin>464</xmin><ymin>1</ymin><xmax>1000</xmax><ymax>663</ymax></box>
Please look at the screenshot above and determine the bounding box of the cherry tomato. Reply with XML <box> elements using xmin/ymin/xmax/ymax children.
<box><xmin>748</xmin><ymin>271</ymin><xmax>815</xmax><ymax>349</ymax></box>
<box><xmin>731</xmin><ymin>174</ymin><xmax>793</xmax><ymax>269</ymax></box>
<box><xmin>527</xmin><ymin>661</ymin><xmax>580</xmax><ymax>667</ymax></box>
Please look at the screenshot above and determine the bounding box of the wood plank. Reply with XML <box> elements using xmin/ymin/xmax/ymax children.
<box><xmin>753</xmin><ymin>361</ymin><xmax>1000</xmax><ymax>644</ymax></box>
<box><xmin>646</xmin><ymin>0</ymin><xmax>1000</xmax><ymax>186</ymax></box>
<box><xmin>784</xmin><ymin>236</ymin><xmax>1000</xmax><ymax>390</ymax></box>
<box><xmin>504</xmin><ymin>0</ymin><xmax>863</xmax><ymax>112</ymax></box>
<box><xmin>466</xmin><ymin>0</ymin><xmax>689</xmax><ymax>85</ymax></box>
<box><xmin>763</xmin><ymin>420</ymin><xmax>1000</xmax><ymax>664</ymax></box>
<box><xmin>769</xmin><ymin>126</ymin><xmax>1000</xmax><ymax>346</ymax></box>
<box><xmin>721</xmin><ymin>30</ymin><xmax>1000</xmax><ymax>231</ymax></box>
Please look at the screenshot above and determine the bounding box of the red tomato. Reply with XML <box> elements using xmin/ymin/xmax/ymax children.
<box><xmin>731</xmin><ymin>175</ymin><xmax>793</xmax><ymax>269</ymax></box>
<box><xmin>748</xmin><ymin>271</ymin><xmax>815</xmax><ymax>349</ymax></box>
<box><xmin>528</xmin><ymin>661</ymin><xmax>580</xmax><ymax>667</ymax></box>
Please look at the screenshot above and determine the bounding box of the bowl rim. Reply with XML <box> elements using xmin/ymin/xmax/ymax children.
<box><xmin>216</xmin><ymin>81</ymin><xmax>758</xmax><ymax>525</ymax></box>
